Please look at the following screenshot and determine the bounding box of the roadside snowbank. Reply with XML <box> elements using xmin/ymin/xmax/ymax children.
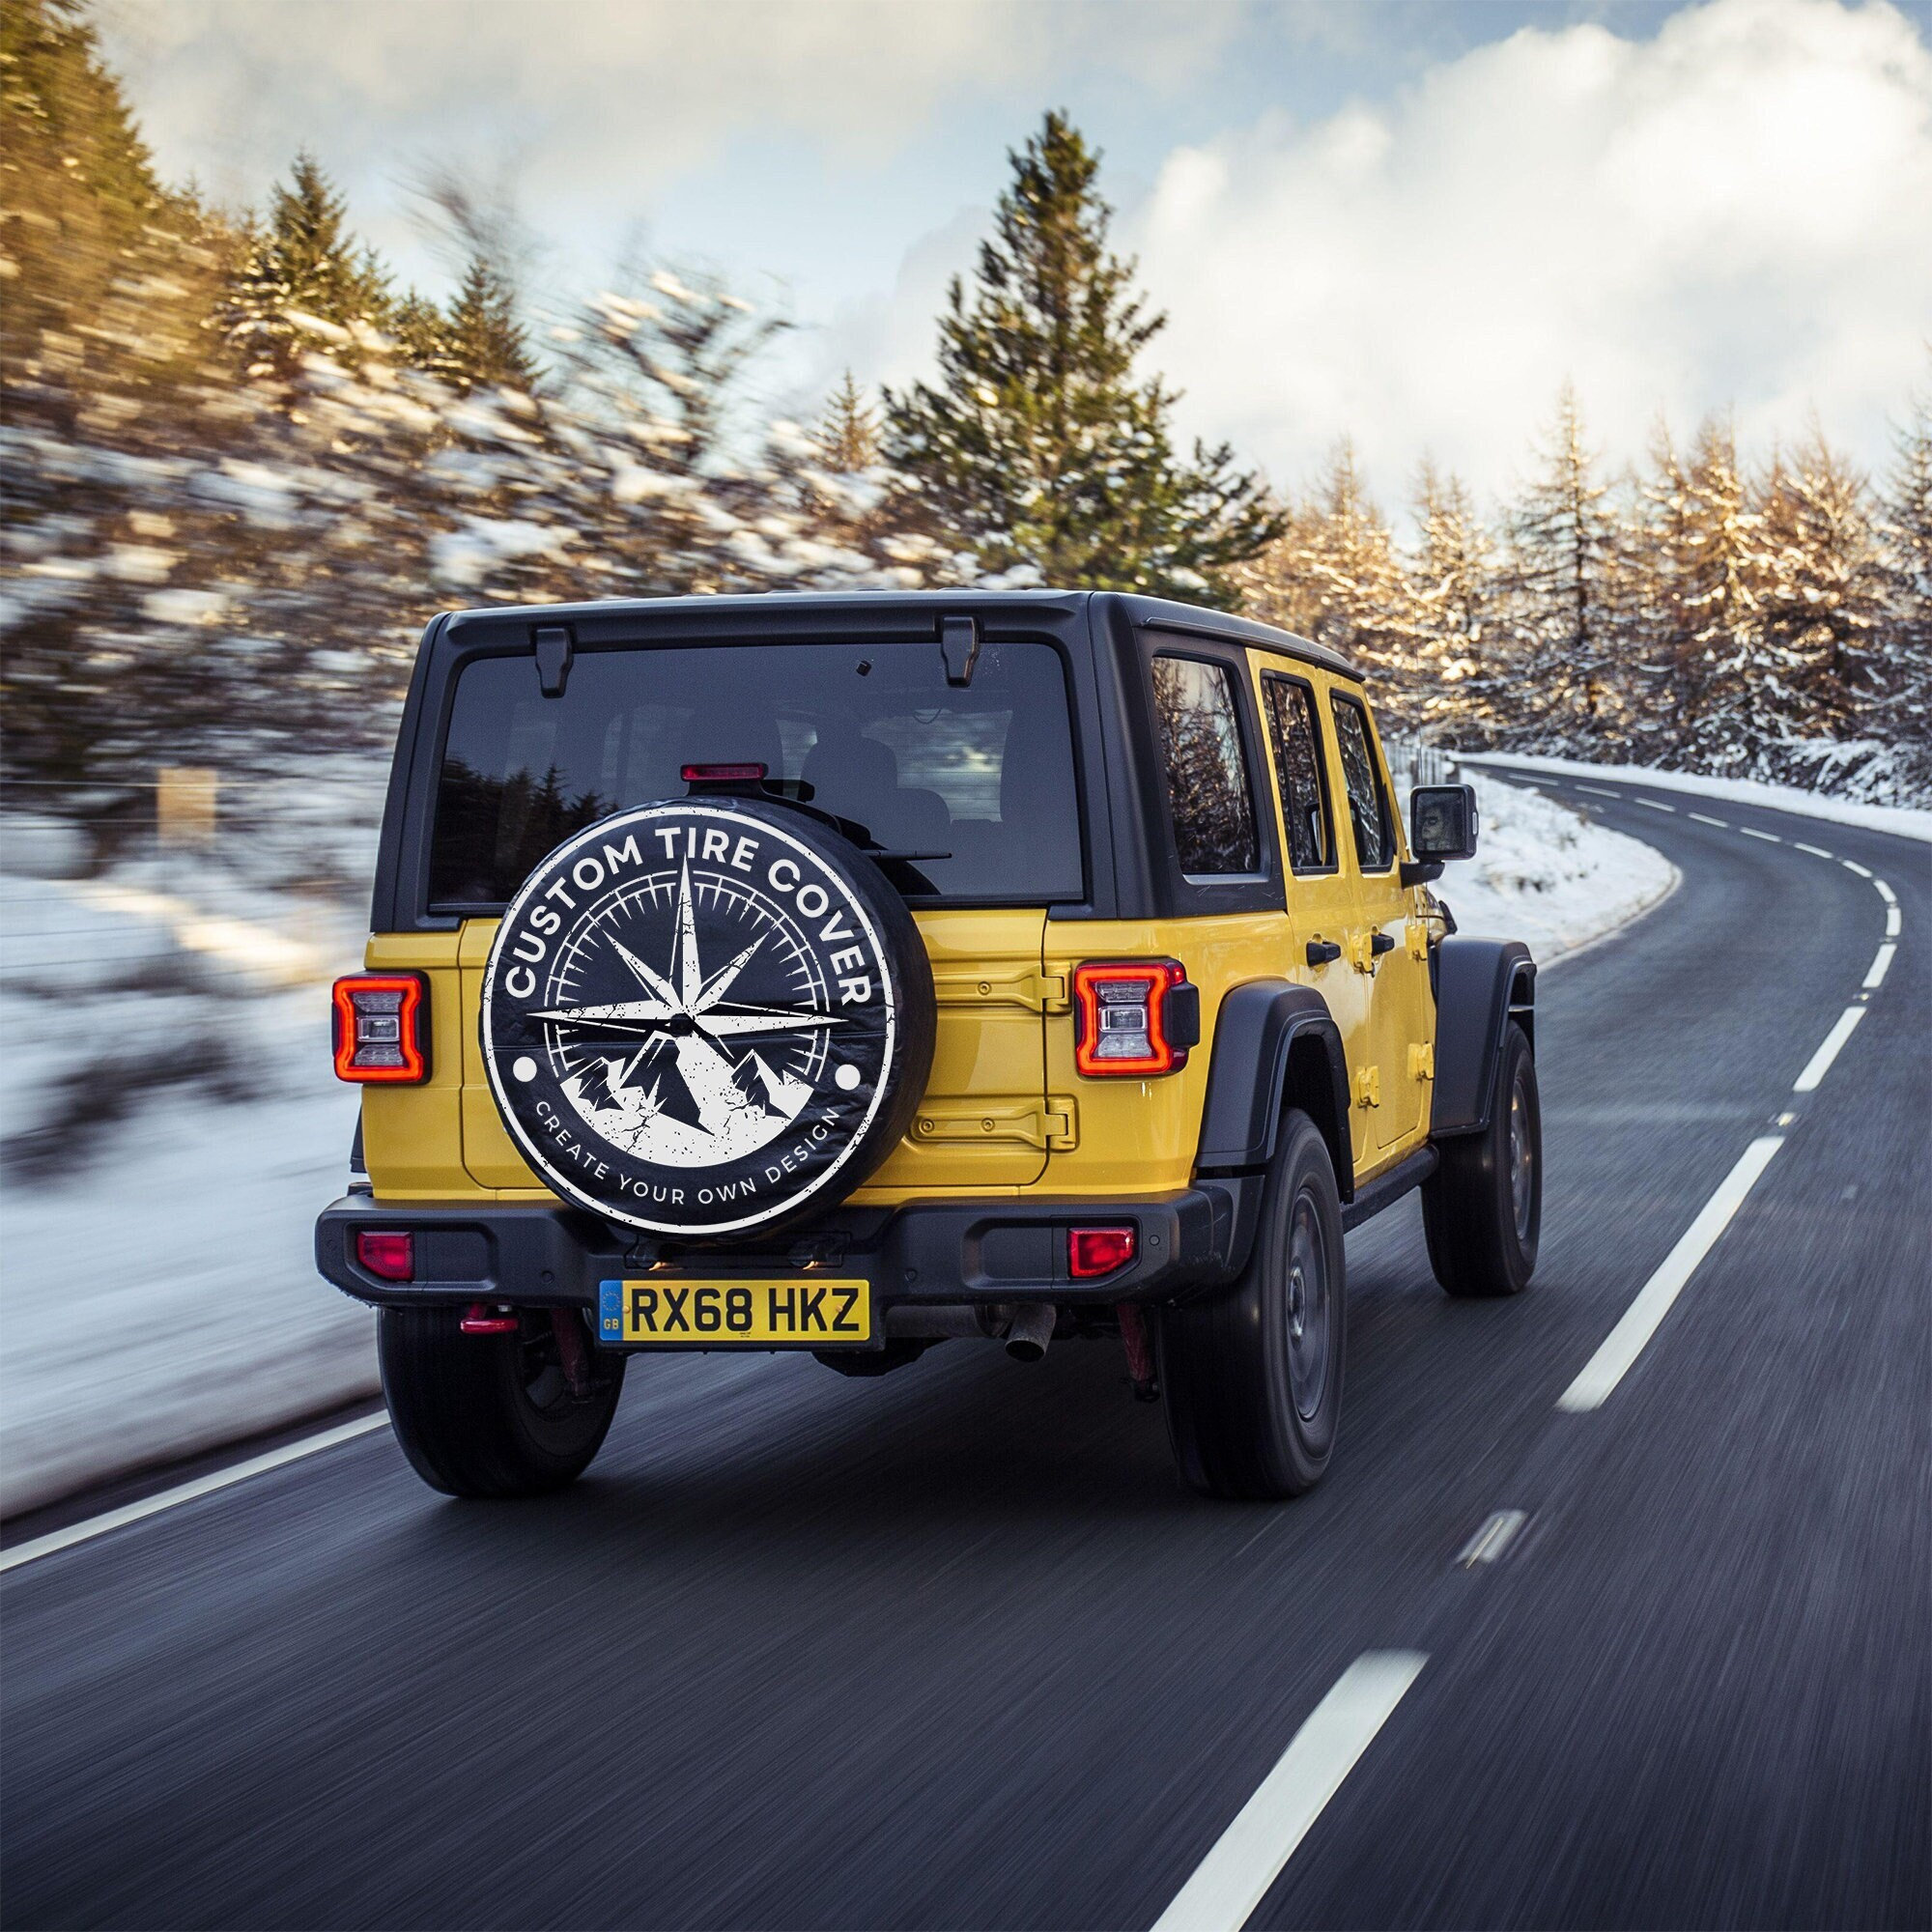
<box><xmin>1433</xmin><ymin>774</ymin><xmax>1678</xmax><ymax>961</ymax></box>
<box><xmin>1463</xmin><ymin>753</ymin><xmax>1932</xmax><ymax>844</ymax></box>
<box><xmin>0</xmin><ymin>776</ymin><xmax>1669</xmax><ymax>1515</ymax></box>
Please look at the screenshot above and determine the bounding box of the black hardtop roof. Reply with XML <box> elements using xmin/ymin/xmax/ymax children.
<box><xmin>439</xmin><ymin>587</ymin><xmax>1362</xmax><ymax>683</ymax></box>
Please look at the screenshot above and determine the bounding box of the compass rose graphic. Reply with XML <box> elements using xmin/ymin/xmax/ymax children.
<box><xmin>531</xmin><ymin>860</ymin><xmax>844</xmax><ymax>1169</ymax></box>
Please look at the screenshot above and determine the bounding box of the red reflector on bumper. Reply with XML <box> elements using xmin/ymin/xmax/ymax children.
<box><xmin>354</xmin><ymin>1231</ymin><xmax>414</xmax><ymax>1282</ymax></box>
<box><xmin>1068</xmin><ymin>1226</ymin><xmax>1136</xmax><ymax>1279</ymax></box>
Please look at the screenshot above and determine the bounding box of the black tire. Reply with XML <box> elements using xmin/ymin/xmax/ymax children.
<box><xmin>1423</xmin><ymin>1020</ymin><xmax>1541</xmax><ymax>1298</ymax></box>
<box><xmin>1159</xmin><ymin>1110</ymin><xmax>1347</xmax><ymax>1500</ymax></box>
<box><xmin>379</xmin><ymin>1306</ymin><xmax>626</xmax><ymax>1498</ymax></box>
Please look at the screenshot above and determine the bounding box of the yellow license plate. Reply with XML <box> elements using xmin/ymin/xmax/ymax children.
<box><xmin>598</xmin><ymin>1278</ymin><xmax>871</xmax><ymax>1346</ymax></box>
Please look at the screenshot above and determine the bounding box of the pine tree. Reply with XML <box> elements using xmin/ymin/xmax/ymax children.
<box><xmin>1501</xmin><ymin>384</ymin><xmax>1634</xmax><ymax>748</ymax></box>
<box><xmin>436</xmin><ymin>252</ymin><xmax>535</xmax><ymax>392</ymax></box>
<box><xmin>1873</xmin><ymin>390</ymin><xmax>1932</xmax><ymax>790</ymax></box>
<box><xmin>884</xmin><ymin>111</ymin><xmax>1280</xmax><ymax>603</ymax></box>
<box><xmin>219</xmin><ymin>150</ymin><xmax>391</xmax><ymax>372</ymax></box>
<box><xmin>0</xmin><ymin>0</ymin><xmax>201</xmax><ymax>366</ymax></box>
<box><xmin>1408</xmin><ymin>460</ymin><xmax>1504</xmax><ymax>738</ymax></box>
<box><xmin>815</xmin><ymin>370</ymin><xmax>881</xmax><ymax>470</ymax></box>
<box><xmin>1756</xmin><ymin>429</ymin><xmax>1887</xmax><ymax>742</ymax></box>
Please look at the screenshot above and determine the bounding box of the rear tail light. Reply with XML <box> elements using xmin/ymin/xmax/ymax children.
<box><xmin>1068</xmin><ymin>1226</ymin><xmax>1136</xmax><ymax>1278</ymax></box>
<box><xmin>354</xmin><ymin>1231</ymin><xmax>414</xmax><ymax>1282</ymax></box>
<box><xmin>1071</xmin><ymin>960</ymin><xmax>1199</xmax><ymax>1077</ymax></box>
<box><xmin>332</xmin><ymin>974</ymin><xmax>429</xmax><ymax>1083</ymax></box>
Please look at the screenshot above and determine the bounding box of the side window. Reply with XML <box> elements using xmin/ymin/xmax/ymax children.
<box><xmin>1151</xmin><ymin>655</ymin><xmax>1260</xmax><ymax>875</ymax></box>
<box><xmin>1329</xmin><ymin>693</ymin><xmax>1395</xmax><ymax>872</ymax></box>
<box><xmin>1262</xmin><ymin>674</ymin><xmax>1336</xmax><ymax>872</ymax></box>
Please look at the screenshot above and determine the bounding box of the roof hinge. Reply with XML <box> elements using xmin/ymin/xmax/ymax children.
<box><xmin>940</xmin><ymin>614</ymin><xmax>980</xmax><ymax>688</ymax></box>
<box><xmin>534</xmin><ymin>624</ymin><xmax>574</xmax><ymax>697</ymax></box>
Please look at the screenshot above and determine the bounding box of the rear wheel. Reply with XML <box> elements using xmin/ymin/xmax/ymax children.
<box><xmin>379</xmin><ymin>1306</ymin><xmax>625</xmax><ymax>1498</ymax></box>
<box><xmin>1159</xmin><ymin>1110</ymin><xmax>1346</xmax><ymax>1500</ymax></box>
<box><xmin>1423</xmin><ymin>1020</ymin><xmax>1541</xmax><ymax>1298</ymax></box>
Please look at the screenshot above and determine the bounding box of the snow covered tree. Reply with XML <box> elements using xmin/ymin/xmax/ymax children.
<box><xmin>1500</xmin><ymin>384</ymin><xmax>1635</xmax><ymax>748</ymax></box>
<box><xmin>884</xmin><ymin>111</ymin><xmax>1280</xmax><ymax>604</ymax></box>
<box><xmin>218</xmin><ymin>151</ymin><xmax>391</xmax><ymax>373</ymax></box>
<box><xmin>1756</xmin><ymin>430</ymin><xmax>1888</xmax><ymax>742</ymax></box>
<box><xmin>1872</xmin><ymin>391</ymin><xmax>1932</xmax><ymax>791</ymax></box>
<box><xmin>815</xmin><ymin>370</ymin><xmax>881</xmax><ymax>471</ymax></box>
<box><xmin>1235</xmin><ymin>442</ymin><xmax>1416</xmax><ymax>690</ymax></box>
<box><xmin>434</xmin><ymin>252</ymin><xmax>536</xmax><ymax>392</ymax></box>
<box><xmin>1406</xmin><ymin>460</ymin><xmax>1507</xmax><ymax>738</ymax></box>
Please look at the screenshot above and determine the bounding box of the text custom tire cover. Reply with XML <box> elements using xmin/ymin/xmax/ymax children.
<box><xmin>482</xmin><ymin>797</ymin><xmax>934</xmax><ymax>1237</ymax></box>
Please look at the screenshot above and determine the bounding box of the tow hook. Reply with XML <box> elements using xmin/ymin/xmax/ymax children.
<box><xmin>459</xmin><ymin>1302</ymin><xmax>519</xmax><ymax>1336</ymax></box>
<box><xmin>1118</xmin><ymin>1303</ymin><xmax>1159</xmax><ymax>1403</ymax></box>
<box><xmin>550</xmin><ymin>1307</ymin><xmax>591</xmax><ymax>1399</ymax></box>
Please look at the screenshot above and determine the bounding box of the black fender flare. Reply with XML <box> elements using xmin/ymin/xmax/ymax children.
<box><xmin>1196</xmin><ymin>980</ymin><xmax>1354</xmax><ymax>1201</ymax></box>
<box><xmin>1431</xmin><ymin>937</ymin><xmax>1536</xmax><ymax>1136</ymax></box>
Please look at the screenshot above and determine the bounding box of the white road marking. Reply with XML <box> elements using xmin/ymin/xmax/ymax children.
<box><xmin>1688</xmin><ymin>811</ymin><xmax>1729</xmax><ymax>828</ymax></box>
<box><xmin>1841</xmin><ymin>858</ymin><xmax>1873</xmax><ymax>878</ymax></box>
<box><xmin>1795</xmin><ymin>842</ymin><xmax>1834</xmax><ymax>859</ymax></box>
<box><xmin>1457</xmin><ymin>1510</ymin><xmax>1527</xmax><ymax>1567</ymax></box>
<box><xmin>1792</xmin><ymin>1007</ymin><xmax>1867</xmax><ymax>1094</ymax></box>
<box><xmin>1151</xmin><ymin>1653</ymin><xmax>1426</xmax><ymax>1932</ymax></box>
<box><xmin>1739</xmin><ymin>826</ymin><xmax>1780</xmax><ymax>842</ymax></box>
<box><xmin>1874</xmin><ymin>877</ymin><xmax>1896</xmax><ymax>904</ymax></box>
<box><xmin>1557</xmin><ymin>1136</ymin><xmax>1785</xmax><ymax>1413</ymax></box>
<box><xmin>1886</xmin><ymin>904</ymin><xmax>1901</xmax><ymax>939</ymax></box>
<box><xmin>1577</xmin><ymin>784</ymin><xmax>1620</xmax><ymax>799</ymax></box>
<box><xmin>1635</xmin><ymin>798</ymin><xmax>1675</xmax><ymax>811</ymax></box>
<box><xmin>1862</xmin><ymin>944</ymin><xmax>1896</xmax><ymax>990</ymax></box>
<box><xmin>0</xmin><ymin>1414</ymin><xmax>389</xmax><ymax>1574</ymax></box>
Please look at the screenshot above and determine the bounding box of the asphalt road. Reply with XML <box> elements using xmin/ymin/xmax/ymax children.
<box><xmin>5</xmin><ymin>775</ymin><xmax>1927</xmax><ymax>1931</ymax></box>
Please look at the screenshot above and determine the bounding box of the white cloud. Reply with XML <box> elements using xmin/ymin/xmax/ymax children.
<box><xmin>1129</xmin><ymin>0</ymin><xmax>1932</xmax><ymax>505</ymax></box>
<box><xmin>98</xmin><ymin>0</ymin><xmax>1235</xmax><ymax>229</ymax></box>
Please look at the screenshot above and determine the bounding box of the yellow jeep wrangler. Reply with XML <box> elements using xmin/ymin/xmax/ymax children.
<box><xmin>318</xmin><ymin>591</ymin><xmax>1540</xmax><ymax>1501</ymax></box>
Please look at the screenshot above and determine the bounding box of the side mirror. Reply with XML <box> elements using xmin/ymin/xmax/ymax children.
<box><xmin>1403</xmin><ymin>783</ymin><xmax>1479</xmax><ymax>884</ymax></box>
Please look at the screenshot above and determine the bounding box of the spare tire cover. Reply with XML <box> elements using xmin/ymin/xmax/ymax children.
<box><xmin>482</xmin><ymin>797</ymin><xmax>934</xmax><ymax>1237</ymax></box>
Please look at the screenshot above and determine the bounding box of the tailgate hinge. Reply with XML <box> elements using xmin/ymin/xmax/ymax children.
<box><xmin>912</xmin><ymin>1095</ymin><xmax>1078</xmax><ymax>1151</ymax></box>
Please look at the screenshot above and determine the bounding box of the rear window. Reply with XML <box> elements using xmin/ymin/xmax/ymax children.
<box><xmin>427</xmin><ymin>639</ymin><xmax>1083</xmax><ymax>909</ymax></box>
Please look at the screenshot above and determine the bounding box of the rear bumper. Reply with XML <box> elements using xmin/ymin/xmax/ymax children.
<box><xmin>315</xmin><ymin>1180</ymin><xmax>1260</xmax><ymax>1332</ymax></box>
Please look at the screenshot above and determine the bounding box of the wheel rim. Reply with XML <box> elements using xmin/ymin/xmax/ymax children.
<box><xmin>1508</xmin><ymin>1068</ymin><xmax>1535</xmax><ymax>1244</ymax></box>
<box><xmin>1285</xmin><ymin>1188</ymin><xmax>1331</xmax><ymax>1423</ymax></box>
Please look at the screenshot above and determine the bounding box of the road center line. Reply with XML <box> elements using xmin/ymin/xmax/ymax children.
<box><xmin>1557</xmin><ymin>1137</ymin><xmax>1784</xmax><ymax>1413</ymax></box>
<box><xmin>0</xmin><ymin>1415</ymin><xmax>389</xmax><ymax>1574</ymax></box>
<box><xmin>1688</xmin><ymin>811</ymin><xmax>1729</xmax><ymax>827</ymax></box>
<box><xmin>1873</xmin><ymin>877</ymin><xmax>1896</xmax><ymax>904</ymax></box>
<box><xmin>1739</xmin><ymin>826</ymin><xmax>1780</xmax><ymax>842</ymax></box>
<box><xmin>1577</xmin><ymin>784</ymin><xmax>1619</xmax><ymax>798</ymax></box>
<box><xmin>1795</xmin><ymin>842</ymin><xmax>1834</xmax><ymax>858</ymax></box>
<box><xmin>1861</xmin><ymin>944</ymin><xmax>1895</xmax><ymax>989</ymax></box>
<box><xmin>1635</xmin><ymin>798</ymin><xmax>1675</xmax><ymax>811</ymax></box>
<box><xmin>1886</xmin><ymin>904</ymin><xmax>1901</xmax><ymax>938</ymax></box>
<box><xmin>1792</xmin><ymin>1007</ymin><xmax>1866</xmax><ymax>1093</ymax></box>
<box><xmin>1151</xmin><ymin>1653</ymin><xmax>1427</xmax><ymax>1932</ymax></box>
<box><xmin>1841</xmin><ymin>858</ymin><xmax>1873</xmax><ymax>878</ymax></box>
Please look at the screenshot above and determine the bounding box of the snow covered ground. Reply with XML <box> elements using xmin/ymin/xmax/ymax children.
<box><xmin>1438</xmin><ymin>772</ymin><xmax>1679</xmax><ymax>960</ymax></box>
<box><xmin>0</xmin><ymin>775</ymin><xmax>1668</xmax><ymax>1515</ymax></box>
<box><xmin>1463</xmin><ymin>753</ymin><xmax>1932</xmax><ymax>844</ymax></box>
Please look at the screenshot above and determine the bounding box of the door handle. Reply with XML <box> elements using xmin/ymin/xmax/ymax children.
<box><xmin>1306</xmin><ymin>939</ymin><xmax>1342</xmax><ymax>967</ymax></box>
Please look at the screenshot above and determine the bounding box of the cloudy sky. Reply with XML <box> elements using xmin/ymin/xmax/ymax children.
<box><xmin>98</xmin><ymin>0</ymin><xmax>1932</xmax><ymax>508</ymax></box>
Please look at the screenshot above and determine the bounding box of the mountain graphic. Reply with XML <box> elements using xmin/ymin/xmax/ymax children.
<box><xmin>731</xmin><ymin>1049</ymin><xmax>813</xmax><ymax>1122</ymax></box>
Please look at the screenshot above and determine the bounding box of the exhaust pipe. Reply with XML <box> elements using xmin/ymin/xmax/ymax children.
<box><xmin>1006</xmin><ymin>1302</ymin><xmax>1056</xmax><ymax>1363</ymax></box>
